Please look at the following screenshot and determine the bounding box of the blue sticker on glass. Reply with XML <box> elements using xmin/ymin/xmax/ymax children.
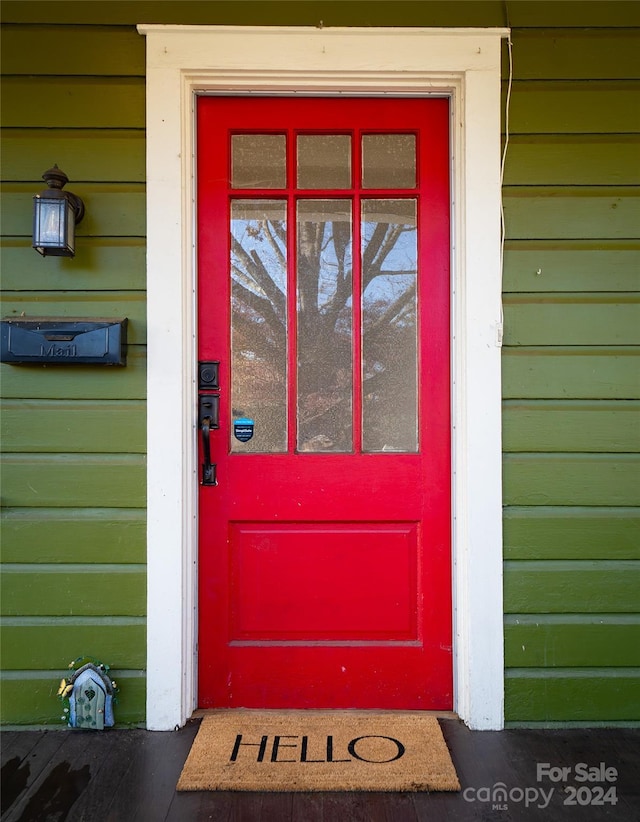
<box><xmin>233</xmin><ymin>418</ymin><xmax>254</xmax><ymax>442</ymax></box>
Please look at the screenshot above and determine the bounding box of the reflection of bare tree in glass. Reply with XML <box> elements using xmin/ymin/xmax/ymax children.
<box><xmin>231</xmin><ymin>199</ymin><xmax>417</xmax><ymax>453</ymax></box>
<box><xmin>297</xmin><ymin>205</ymin><xmax>353</xmax><ymax>451</ymax></box>
<box><xmin>231</xmin><ymin>203</ymin><xmax>288</xmax><ymax>452</ymax></box>
<box><xmin>362</xmin><ymin>203</ymin><xmax>418</xmax><ymax>453</ymax></box>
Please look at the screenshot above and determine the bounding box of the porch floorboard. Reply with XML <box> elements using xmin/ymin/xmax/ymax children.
<box><xmin>2</xmin><ymin>719</ymin><xmax>639</xmax><ymax>820</ymax></box>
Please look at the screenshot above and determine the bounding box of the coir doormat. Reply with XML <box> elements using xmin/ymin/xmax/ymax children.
<box><xmin>177</xmin><ymin>711</ymin><xmax>460</xmax><ymax>792</ymax></box>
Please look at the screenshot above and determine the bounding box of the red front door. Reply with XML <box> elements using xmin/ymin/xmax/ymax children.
<box><xmin>197</xmin><ymin>96</ymin><xmax>451</xmax><ymax>709</ymax></box>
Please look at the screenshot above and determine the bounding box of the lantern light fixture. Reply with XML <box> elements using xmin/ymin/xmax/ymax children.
<box><xmin>32</xmin><ymin>165</ymin><xmax>85</xmax><ymax>258</ymax></box>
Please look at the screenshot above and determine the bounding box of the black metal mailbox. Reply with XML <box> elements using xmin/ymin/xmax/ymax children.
<box><xmin>1</xmin><ymin>318</ymin><xmax>128</xmax><ymax>365</ymax></box>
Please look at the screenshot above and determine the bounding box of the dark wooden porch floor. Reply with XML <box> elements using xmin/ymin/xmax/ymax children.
<box><xmin>2</xmin><ymin>719</ymin><xmax>639</xmax><ymax>821</ymax></box>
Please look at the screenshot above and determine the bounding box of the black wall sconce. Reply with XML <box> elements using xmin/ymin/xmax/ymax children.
<box><xmin>33</xmin><ymin>165</ymin><xmax>85</xmax><ymax>257</ymax></box>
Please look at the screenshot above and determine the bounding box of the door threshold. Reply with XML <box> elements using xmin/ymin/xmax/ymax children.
<box><xmin>191</xmin><ymin>708</ymin><xmax>459</xmax><ymax>720</ymax></box>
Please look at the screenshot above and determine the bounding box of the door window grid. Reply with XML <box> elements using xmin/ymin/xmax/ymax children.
<box><xmin>229</xmin><ymin>132</ymin><xmax>419</xmax><ymax>454</ymax></box>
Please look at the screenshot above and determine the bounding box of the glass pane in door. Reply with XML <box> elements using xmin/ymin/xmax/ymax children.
<box><xmin>230</xmin><ymin>200</ymin><xmax>288</xmax><ymax>452</ymax></box>
<box><xmin>362</xmin><ymin>134</ymin><xmax>416</xmax><ymax>189</ymax></box>
<box><xmin>297</xmin><ymin>199</ymin><xmax>353</xmax><ymax>452</ymax></box>
<box><xmin>231</xmin><ymin>135</ymin><xmax>286</xmax><ymax>188</ymax></box>
<box><xmin>361</xmin><ymin>199</ymin><xmax>418</xmax><ymax>453</ymax></box>
<box><xmin>297</xmin><ymin>135</ymin><xmax>352</xmax><ymax>189</ymax></box>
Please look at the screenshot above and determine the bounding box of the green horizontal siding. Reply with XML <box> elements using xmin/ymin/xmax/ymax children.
<box><xmin>2</xmin><ymin>186</ymin><xmax>146</xmax><ymax>237</ymax></box>
<box><xmin>2</xmin><ymin>0</ymin><xmax>638</xmax><ymax>27</ymax></box>
<box><xmin>503</xmin><ymin>242</ymin><xmax>640</xmax><ymax>293</ymax></box>
<box><xmin>0</xmin><ymin>348</ymin><xmax>146</xmax><ymax>400</ymax></box>
<box><xmin>1</xmin><ymin>400</ymin><xmax>146</xmax><ymax>453</ymax></box>
<box><xmin>0</xmin><ymin>239</ymin><xmax>146</xmax><ymax>291</ymax></box>
<box><xmin>503</xmin><ymin>189</ymin><xmax>640</xmax><ymax>240</ymax></box>
<box><xmin>1</xmin><ymin>566</ymin><xmax>146</xmax><ymax>616</ymax></box>
<box><xmin>505</xmin><ymin>670</ymin><xmax>640</xmax><ymax>722</ymax></box>
<box><xmin>506</xmin><ymin>82</ymin><xmax>640</xmax><ymax>134</ymax></box>
<box><xmin>1</xmin><ymin>454</ymin><xmax>146</xmax><ymax>508</ymax></box>
<box><xmin>504</xmin><ymin>560</ymin><xmax>640</xmax><ymax>613</ymax></box>
<box><xmin>0</xmin><ymin>25</ymin><xmax>145</xmax><ymax>76</ymax></box>
<box><xmin>1</xmin><ymin>509</ymin><xmax>146</xmax><ymax>564</ymax></box>
<box><xmin>503</xmin><ymin>294</ymin><xmax>639</xmax><ymax>346</ymax></box>
<box><xmin>504</xmin><ymin>616</ymin><xmax>640</xmax><ymax>667</ymax></box>
<box><xmin>502</xmin><ymin>348</ymin><xmax>639</xmax><ymax>399</ymax></box>
<box><xmin>1</xmin><ymin>620</ymin><xmax>146</xmax><ymax>669</ymax></box>
<box><xmin>503</xmin><ymin>454</ymin><xmax>640</xmax><ymax>506</ymax></box>
<box><xmin>1</xmin><ymin>77</ymin><xmax>145</xmax><ymax>128</ymax></box>
<box><xmin>503</xmin><ymin>507</ymin><xmax>640</xmax><ymax>560</ymax></box>
<box><xmin>1</xmin><ymin>130</ymin><xmax>145</xmax><ymax>183</ymax></box>
<box><xmin>7</xmin><ymin>24</ymin><xmax>637</xmax><ymax>82</ymax></box>
<box><xmin>510</xmin><ymin>3</ymin><xmax>640</xmax><ymax>27</ymax></box>
<box><xmin>502</xmin><ymin>400</ymin><xmax>640</xmax><ymax>453</ymax></box>
<box><xmin>504</xmin><ymin>30</ymin><xmax>640</xmax><ymax>81</ymax></box>
<box><xmin>0</xmin><ymin>1</ymin><xmax>509</xmax><ymax>27</ymax></box>
<box><xmin>503</xmin><ymin>137</ymin><xmax>640</xmax><ymax>186</ymax></box>
<box><xmin>1</xmin><ymin>292</ymin><xmax>145</xmax><ymax>343</ymax></box>
<box><xmin>0</xmin><ymin>671</ymin><xmax>145</xmax><ymax>726</ymax></box>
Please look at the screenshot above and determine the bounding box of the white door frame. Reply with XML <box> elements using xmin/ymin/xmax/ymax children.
<box><xmin>138</xmin><ymin>25</ymin><xmax>508</xmax><ymax>731</ymax></box>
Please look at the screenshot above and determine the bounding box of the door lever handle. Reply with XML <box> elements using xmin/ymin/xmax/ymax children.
<box><xmin>200</xmin><ymin>415</ymin><xmax>217</xmax><ymax>486</ymax></box>
<box><xmin>199</xmin><ymin>394</ymin><xmax>219</xmax><ymax>486</ymax></box>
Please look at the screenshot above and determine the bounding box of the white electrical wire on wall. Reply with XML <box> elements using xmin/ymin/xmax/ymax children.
<box><xmin>498</xmin><ymin>31</ymin><xmax>513</xmax><ymax>346</ymax></box>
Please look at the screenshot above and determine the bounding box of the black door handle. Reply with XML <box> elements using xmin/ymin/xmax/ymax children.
<box><xmin>199</xmin><ymin>394</ymin><xmax>219</xmax><ymax>486</ymax></box>
<box><xmin>200</xmin><ymin>415</ymin><xmax>217</xmax><ymax>486</ymax></box>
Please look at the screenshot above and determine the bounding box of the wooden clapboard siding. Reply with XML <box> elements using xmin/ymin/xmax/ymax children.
<box><xmin>0</xmin><ymin>509</ymin><xmax>146</xmax><ymax>564</ymax></box>
<box><xmin>2</xmin><ymin>0</ymin><xmax>639</xmax><ymax>27</ymax></box>
<box><xmin>1</xmin><ymin>454</ymin><xmax>146</xmax><ymax>508</ymax></box>
<box><xmin>0</xmin><ymin>348</ymin><xmax>146</xmax><ymax>399</ymax></box>
<box><xmin>1</xmin><ymin>618</ymin><xmax>146</xmax><ymax>721</ymax></box>
<box><xmin>0</xmin><ymin>239</ymin><xmax>146</xmax><ymax>291</ymax></box>
<box><xmin>0</xmin><ymin>25</ymin><xmax>146</xmax><ymax>76</ymax></box>
<box><xmin>1</xmin><ymin>567</ymin><xmax>145</xmax><ymax>616</ymax></box>
<box><xmin>502</xmin><ymin>400</ymin><xmax>640</xmax><ymax>453</ymax></box>
<box><xmin>504</xmin><ymin>30</ymin><xmax>640</xmax><ymax>81</ymax></box>
<box><xmin>0</xmin><ymin>672</ymin><xmax>145</xmax><ymax>727</ymax></box>
<box><xmin>1</xmin><ymin>620</ymin><xmax>146</xmax><ymax>669</ymax></box>
<box><xmin>503</xmin><ymin>242</ymin><xmax>639</xmax><ymax>292</ymax></box>
<box><xmin>504</xmin><ymin>671</ymin><xmax>640</xmax><ymax>722</ymax></box>
<box><xmin>1</xmin><ymin>2</ymin><xmax>639</xmax><ymax>727</ymax></box>
<box><xmin>504</xmin><ymin>294</ymin><xmax>639</xmax><ymax>346</ymax></box>
<box><xmin>1</xmin><ymin>77</ymin><xmax>146</xmax><ymax>129</ymax></box>
<box><xmin>502</xmin><ymin>347</ymin><xmax>639</xmax><ymax>399</ymax></box>
<box><xmin>1</xmin><ymin>293</ymin><xmax>146</xmax><ymax>342</ymax></box>
<box><xmin>1</xmin><ymin>130</ymin><xmax>145</xmax><ymax>183</ymax></box>
<box><xmin>504</xmin><ymin>560</ymin><xmax>640</xmax><ymax>612</ymax></box>
<box><xmin>0</xmin><ymin>8</ymin><xmax>147</xmax><ymax>726</ymax></box>
<box><xmin>504</xmin><ymin>616</ymin><xmax>640</xmax><ymax>667</ymax></box>
<box><xmin>500</xmin><ymin>14</ymin><xmax>640</xmax><ymax>725</ymax></box>
<box><xmin>0</xmin><ymin>1</ymin><xmax>509</xmax><ymax>27</ymax></box>
<box><xmin>503</xmin><ymin>508</ymin><xmax>640</xmax><ymax>560</ymax></box>
<box><xmin>2</xmin><ymin>185</ymin><xmax>146</xmax><ymax>237</ymax></box>
<box><xmin>506</xmin><ymin>82</ymin><xmax>640</xmax><ymax>134</ymax></box>
<box><xmin>503</xmin><ymin>454</ymin><xmax>640</xmax><ymax>507</ymax></box>
<box><xmin>503</xmin><ymin>189</ymin><xmax>639</xmax><ymax>240</ymax></box>
<box><xmin>1</xmin><ymin>400</ymin><xmax>146</xmax><ymax>453</ymax></box>
<box><xmin>503</xmin><ymin>137</ymin><xmax>640</xmax><ymax>186</ymax></box>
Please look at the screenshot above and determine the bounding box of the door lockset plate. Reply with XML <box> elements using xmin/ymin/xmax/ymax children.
<box><xmin>199</xmin><ymin>394</ymin><xmax>220</xmax><ymax>429</ymax></box>
<box><xmin>198</xmin><ymin>360</ymin><xmax>219</xmax><ymax>390</ymax></box>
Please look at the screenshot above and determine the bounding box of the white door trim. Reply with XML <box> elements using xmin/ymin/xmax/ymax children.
<box><xmin>138</xmin><ymin>25</ymin><xmax>508</xmax><ymax>731</ymax></box>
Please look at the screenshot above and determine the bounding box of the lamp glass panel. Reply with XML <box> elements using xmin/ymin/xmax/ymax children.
<box><xmin>35</xmin><ymin>198</ymin><xmax>66</xmax><ymax>246</ymax></box>
<box><xmin>33</xmin><ymin>197</ymin><xmax>76</xmax><ymax>256</ymax></box>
